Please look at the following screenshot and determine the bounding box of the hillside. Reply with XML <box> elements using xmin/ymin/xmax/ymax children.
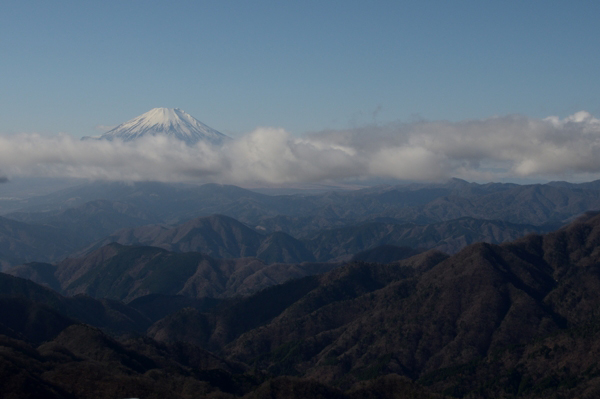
<box><xmin>5</xmin><ymin>179</ymin><xmax>600</xmax><ymax>231</ymax></box>
<box><xmin>2</xmin><ymin>180</ymin><xmax>600</xmax><ymax>397</ymax></box>
<box><xmin>80</xmin><ymin>214</ymin><xmax>314</xmax><ymax>264</ymax></box>
<box><xmin>144</xmin><ymin>212</ymin><xmax>600</xmax><ymax>397</ymax></box>
<box><xmin>0</xmin><ymin>272</ymin><xmax>150</xmax><ymax>339</ymax></box>
<box><xmin>0</xmin><ymin>216</ymin><xmax>79</xmax><ymax>270</ymax></box>
<box><xmin>7</xmin><ymin>243</ymin><xmax>340</xmax><ymax>301</ymax></box>
<box><xmin>80</xmin><ymin>214</ymin><xmax>547</xmax><ymax>264</ymax></box>
<box><xmin>2</xmin><ymin>178</ymin><xmax>598</xmax><ymax>270</ymax></box>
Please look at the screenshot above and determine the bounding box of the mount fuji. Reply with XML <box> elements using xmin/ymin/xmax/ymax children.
<box><xmin>88</xmin><ymin>108</ymin><xmax>230</xmax><ymax>146</ymax></box>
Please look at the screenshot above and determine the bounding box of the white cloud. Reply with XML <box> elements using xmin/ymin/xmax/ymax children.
<box><xmin>1</xmin><ymin>111</ymin><xmax>600</xmax><ymax>184</ymax></box>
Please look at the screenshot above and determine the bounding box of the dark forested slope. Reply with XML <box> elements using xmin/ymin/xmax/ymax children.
<box><xmin>145</xmin><ymin>212</ymin><xmax>600</xmax><ymax>397</ymax></box>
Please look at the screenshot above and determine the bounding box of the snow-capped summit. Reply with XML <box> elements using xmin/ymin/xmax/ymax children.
<box><xmin>94</xmin><ymin>108</ymin><xmax>230</xmax><ymax>146</ymax></box>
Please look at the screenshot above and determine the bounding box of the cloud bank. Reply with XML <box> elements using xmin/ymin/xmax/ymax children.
<box><xmin>1</xmin><ymin>111</ymin><xmax>600</xmax><ymax>184</ymax></box>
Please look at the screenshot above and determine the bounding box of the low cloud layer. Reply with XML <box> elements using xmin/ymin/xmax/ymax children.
<box><xmin>1</xmin><ymin>111</ymin><xmax>600</xmax><ymax>184</ymax></box>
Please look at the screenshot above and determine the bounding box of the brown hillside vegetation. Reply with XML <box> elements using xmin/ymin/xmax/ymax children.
<box><xmin>145</xmin><ymin>212</ymin><xmax>600</xmax><ymax>397</ymax></box>
<box><xmin>2</xmin><ymin>212</ymin><xmax>600</xmax><ymax>397</ymax></box>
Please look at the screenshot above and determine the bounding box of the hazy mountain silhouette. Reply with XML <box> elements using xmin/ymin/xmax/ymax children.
<box><xmin>2</xmin><ymin>178</ymin><xmax>599</xmax><ymax>270</ymax></box>
<box><xmin>5</xmin><ymin>179</ymin><xmax>600</xmax><ymax>230</ymax></box>
<box><xmin>79</xmin><ymin>214</ymin><xmax>547</xmax><ymax>264</ymax></box>
<box><xmin>8</xmin><ymin>243</ymin><xmax>339</xmax><ymax>301</ymax></box>
<box><xmin>79</xmin><ymin>214</ymin><xmax>314</xmax><ymax>263</ymax></box>
<box><xmin>0</xmin><ymin>216</ymin><xmax>79</xmax><ymax>270</ymax></box>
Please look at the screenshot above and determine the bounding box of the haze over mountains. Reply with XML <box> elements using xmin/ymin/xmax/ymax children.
<box><xmin>1</xmin><ymin>176</ymin><xmax>600</xmax><ymax>398</ymax></box>
<box><xmin>2</xmin><ymin>177</ymin><xmax>598</xmax><ymax>270</ymax></box>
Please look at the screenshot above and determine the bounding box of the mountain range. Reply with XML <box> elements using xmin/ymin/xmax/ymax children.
<box><xmin>2</xmin><ymin>177</ymin><xmax>600</xmax><ymax>397</ymax></box>
<box><xmin>3</xmin><ymin>211</ymin><xmax>600</xmax><ymax>397</ymax></box>
<box><xmin>3</xmin><ymin>177</ymin><xmax>599</xmax><ymax>270</ymax></box>
<box><xmin>5</xmin><ymin>178</ymin><xmax>599</xmax><ymax>229</ymax></box>
<box><xmin>7</xmin><ymin>243</ymin><xmax>339</xmax><ymax>301</ymax></box>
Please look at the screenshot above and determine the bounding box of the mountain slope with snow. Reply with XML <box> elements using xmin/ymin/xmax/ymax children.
<box><xmin>94</xmin><ymin>108</ymin><xmax>230</xmax><ymax>146</ymax></box>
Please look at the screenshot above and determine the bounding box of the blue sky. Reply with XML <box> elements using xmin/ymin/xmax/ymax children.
<box><xmin>1</xmin><ymin>1</ymin><xmax>600</xmax><ymax>186</ymax></box>
<box><xmin>2</xmin><ymin>0</ymin><xmax>599</xmax><ymax>138</ymax></box>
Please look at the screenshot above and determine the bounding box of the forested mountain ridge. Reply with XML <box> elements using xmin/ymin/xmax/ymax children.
<box><xmin>2</xmin><ymin>179</ymin><xmax>600</xmax><ymax>397</ymax></box>
<box><xmin>145</xmin><ymin>212</ymin><xmax>600</xmax><ymax>397</ymax></box>
<box><xmin>4</xmin><ymin>178</ymin><xmax>600</xmax><ymax>230</ymax></box>
<box><xmin>83</xmin><ymin>214</ymin><xmax>548</xmax><ymax>262</ymax></box>
<box><xmin>2</xmin><ymin>178</ymin><xmax>599</xmax><ymax>269</ymax></box>
<box><xmin>7</xmin><ymin>243</ymin><xmax>340</xmax><ymax>301</ymax></box>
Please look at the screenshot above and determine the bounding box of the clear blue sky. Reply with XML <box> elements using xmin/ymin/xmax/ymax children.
<box><xmin>1</xmin><ymin>0</ymin><xmax>599</xmax><ymax>138</ymax></box>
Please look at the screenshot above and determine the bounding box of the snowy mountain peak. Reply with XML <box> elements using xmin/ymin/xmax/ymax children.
<box><xmin>95</xmin><ymin>108</ymin><xmax>230</xmax><ymax>146</ymax></box>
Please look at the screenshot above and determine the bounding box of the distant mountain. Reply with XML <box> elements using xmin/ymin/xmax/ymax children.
<box><xmin>0</xmin><ymin>199</ymin><xmax>164</xmax><ymax>270</ymax></box>
<box><xmin>350</xmin><ymin>245</ymin><xmax>423</xmax><ymax>264</ymax></box>
<box><xmin>5</xmin><ymin>261</ymin><xmax>61</xmax><ymax>291</ymax></box>
<box><xmin>0</xmin><ymin>216</ymin><xmax>79</xmax><ymax>270</ymax></box>
<box><xmin>86</xmin><ymin>107</ymin><xmax>230</xmax><ymax>146</ymax></box>
<box><xmin>2</xmin><ymin>180</ymin><xmax>279</xmax><ymax>224</ymax></box>
<box><xmin>305</xmin><ymin>217</ymin><xmax>550</xmax><ymax>259</ymax></box>
<box><xmin>83</xmin><ymin>214</ymin><xmax>548</xmax><ymax>263</ymax></box>
<box><xmin>7</xmin><ymin>199</ymin><xmax>161</xmax><ymax>246</ymax></box>
<box><xmin>80</xmin><ymin>214</ymin><xmax>316</xmax><ymax>264</ymax></box>
<box><xmin>2</xmin><ymin>178</ymin><xmax>600</xmax><ymax>271</ymax></box>
<box><xmin>8</xmin><ymin>243</ymin><xmax>339</xmax><ymax>301</ymax></box>
<box><xmin>126</xmin><ymin>294</ymin><xmax>222</xmax><ymax>323</ymax></box>
<box><xmin>6</xmin><ymin>179</ymin><xmax>600</xmax><ymax>232</ymax></box>
<box><xmin>387</xmin><ymin>182</ymin><xmax>600</xmax><ymax>226</ymax></box>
